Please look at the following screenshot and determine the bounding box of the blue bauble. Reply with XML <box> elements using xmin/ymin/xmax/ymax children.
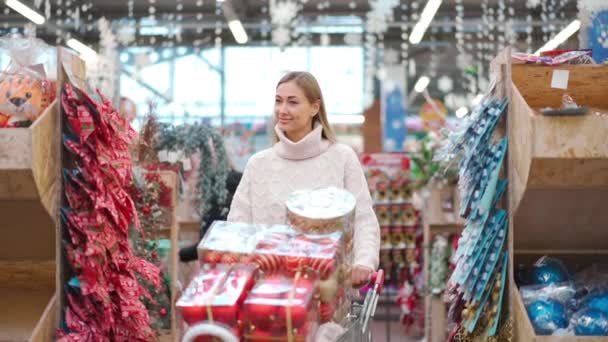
<box><xmin>582</xmin><ymin>291</ymin><xmax>608</xmax><ymax>314</ymax></box>
<box><xmin>573</xmin><ymin>308</ymin><xmax>608</xmax><ymax>336</ymax></box>
<box><xmin>526</xmin><ymin>298</ymin><xmax>569</xmax><ymax>335</ymax></box>
<box><xmin>530</xmin><ymin>258</ymin><xmax>569</xmax><ymax>285</ymax></box>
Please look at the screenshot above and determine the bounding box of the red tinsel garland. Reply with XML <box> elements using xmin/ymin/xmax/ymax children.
<box><xmin>58</xmin><ymin>83</ymin><xmax>161</xmax><ymax>342</ymax></box>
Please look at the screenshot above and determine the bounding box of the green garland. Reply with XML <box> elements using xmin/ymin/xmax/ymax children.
<box><xmin>155</xmin><ymin>123</ymin><xmax>229</xmax><ymax>216</ymax></box>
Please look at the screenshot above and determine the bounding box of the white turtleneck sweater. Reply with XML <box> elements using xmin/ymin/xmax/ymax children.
<box><xmin>227</xmin><ymin>124</ymin><xmax>380</xmax><ymax>271</ymax></box>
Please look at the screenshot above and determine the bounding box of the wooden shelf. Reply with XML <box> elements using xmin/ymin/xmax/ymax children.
<box><xmin>0</xmin><ymin>288</ymin><xmax>57</xmax><ymax>342</ymax></box>
<box><xmin>490</xmin><ymin>48</ymin><xmax>608</xmax><ymax>341</ymax></box>
<box><xmin>428</xmin><ymin>223</ymin><xmax>465</xmax><ymax>236</ymax></box>
<box><xmin>0</xmin><ymin>90</ymin><xmax>60</xmax><ymax>340</ymax></box>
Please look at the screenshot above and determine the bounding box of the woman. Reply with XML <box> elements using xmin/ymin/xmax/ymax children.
<box><xmin>227</xmin><ymin>71</ymin><xmax>380</xmax><ymax>287</ymax></box>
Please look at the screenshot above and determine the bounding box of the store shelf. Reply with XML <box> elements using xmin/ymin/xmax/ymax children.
<box><xmin>428</xmin><ymin>223</ymin><xmax>464</xmax><ymax>236</ymax></box>
<box><xmin>0</xmin><ymin>288</ymin><xmax>57</xmax><ymax>342</ymax></box>
<box><xmin>0</xmin><ymin>96</ymin><xmax>60</xmax><ymax>341</ymax></box>
<box><xmin>491</xmin><ymin>48</ymin><xmax>608</xmax><ymax>341</ymax></box>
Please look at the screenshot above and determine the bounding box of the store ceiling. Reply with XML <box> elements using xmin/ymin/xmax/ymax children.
<box><xmin>1</xmin><ymin>0</ymin><xmax>581</xmax><ymax>111</ymax></box>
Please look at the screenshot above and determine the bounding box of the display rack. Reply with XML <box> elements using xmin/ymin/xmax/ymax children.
<box><xmin>423</xmin><ymin>181</ymin><xmax>464</xmax><ymax>342</ymax></box>
<box><xmin>491</xmin><ymin>48</ymin><xmax>608</xmax><ymax>341</ymax></box>
<box><xmin>152</xmin><ymin>170</ymin><xmax>181</xmax><ymax>342</ymax></box>
<box><xmin>0</xmin><ymin>57</ymin><xmax>62</xmax><ymax>340</ymax></box>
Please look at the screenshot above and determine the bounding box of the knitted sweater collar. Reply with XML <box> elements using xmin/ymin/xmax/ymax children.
<box><xmin>273</xmin><ymin>123</ymin><xmax>331</xmax><ymax>160</ymax></box>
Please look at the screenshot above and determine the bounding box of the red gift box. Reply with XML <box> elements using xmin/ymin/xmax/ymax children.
<box><xmin>197</xmin><ymin>221</ymin><xmax>277</xmax><ymax>265</ymax></box>
<box><xmin>243</xmin><ymin>273</ymin><xmax>319</xmax><ymax>341</ymax></box>
<box><xmin>176</xmin><ymin>264</ymin><xmax>258</xmax><ymax>329</ymax></box>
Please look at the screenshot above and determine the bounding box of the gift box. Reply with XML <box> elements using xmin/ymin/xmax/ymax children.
<box><xmin>176</xmin><ymin>264</ymin><xmax>258</xmax><ymax>330</ymax></box>
<box><xmin>197</xmin><ymin>221</ymin><xmax>275</xmax><ymax>264</ymax></box>
<box><xmin>286</xmin><ymin>187</ymin><xmax>355</xmax><ymax>263</ymax></box>
<box><xmin>243</xmin><ymin>273</ymin><xmax>319</xmax><ymax>342</ymax></box>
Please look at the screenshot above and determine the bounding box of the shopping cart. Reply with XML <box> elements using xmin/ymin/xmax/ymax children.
<box><xmin>181</xmin><ymin>269</ymin><xmax>385</xmax><ymax>342</ymax></box>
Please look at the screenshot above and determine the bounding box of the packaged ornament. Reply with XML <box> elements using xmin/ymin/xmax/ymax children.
<box><xmin>243</xmin><ymin>272</ymin><xmax>319</xmax><ymax>341</ymax></box>
<box><xmin>286</xmin><ymin>187</ymin><xmax>356</xmax><ymax>263</ymax></box>
<box><xmin>197</xmin><ymin>221</ymin><xmax>275</xmax><ymax>264</ymax></box>
<box><xmin>522</xmin><ymin>282</ymin><xmax>576</xmax><ymax>335</ymax></box>
<box><xmin>0</xmin><ymin>36</ymin><xmax>56</xmax><ymax>127</ymax></box>
<box><xmin>176</xmin><ymin>264</ymin><xmax>258</xmax><ymax>333</ymax></box>
<box><xmin>518</xmin><ymin>256</ymin><xmax>571</xmax><ymax>286</ymax></box>
<box><xmin>571</xmin><ymin>308</ymin><xmax>608</xmax><ymax>336</ymax></box>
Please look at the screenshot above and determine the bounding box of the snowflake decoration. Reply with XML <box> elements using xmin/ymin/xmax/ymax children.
<box><xmin>270</xmin><ymin>0</ymin><xmax>300</xmax><ymax>26</ymax></box>
<box><xmin>343</xmin><ymin>33</ymin><xmax>362</xmax><ymax>46</ymax></box>
<box><xmin>438</xmin><ymin>76</ymin><xmax>453</xmax><ymax>93</ymax></box>
<box><xmin>117</xmin><ymin>26</ymin><xmax>136</xmax><ymax>46</ymax></box>
<box><xmin>384</xmin><ymin>48</ymin><xmax>399</xmax><ymax>65</ymax></box>
<box><xmin>527</xmin><ymin>0</ymin><xmax>541</xmax><ymax>8</ymax></box>
<box><xmin>579</xmin><ymin>0</ymin><xmax>608</xmax><ymax>15</ymax></box>
<box><xmin>272</xmin><ymin>27</ymin><xmax>291</xmax><ymax>48</ymax></box>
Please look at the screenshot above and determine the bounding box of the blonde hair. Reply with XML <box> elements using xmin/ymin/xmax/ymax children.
<box><xmin>273</xmin><ymin>71</ymin><xmax>336</xmax><ymax>142</ymax></box>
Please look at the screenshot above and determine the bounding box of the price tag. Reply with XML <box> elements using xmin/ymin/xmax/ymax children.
<box><xmin>158</xmin><ymin>150</ymin><xmax>169</xmax><ymax>162</ymax></box>
<box><xmin>168</xmin><ymin>151</ymin><xmax>179</xmax><ymax>163</ymax></box>
<box><xmin>551</xmin><ymin>69</ymin><xmax>569</xmax><ymax>89</ymax></box>
<box><xmin>182</xmin><ymin>158</ymin><xmax>192</xmax><ymax>171</ymax></box>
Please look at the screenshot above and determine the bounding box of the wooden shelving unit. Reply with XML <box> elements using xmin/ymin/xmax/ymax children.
<box><xmin>149</xmin><ymin>170</ymin><xmax>181</xmax><ymax>342</ymax></box>
<box><xmin>0</xmin><ymin>61</ymin><xmax>62</xmax><ymax>340</ymax></box>
<box><xmin>490</xmin><ymin>48</ymin><xmax>608</xmax><ymax>341</ymax></box>
<box><xmin>423</xmin><ymin>181</ymin><xmax>464</xmax><ymax>342</ymax></box>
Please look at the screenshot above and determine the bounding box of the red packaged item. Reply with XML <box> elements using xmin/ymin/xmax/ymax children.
<box><xmin>243</xmin><ymin>273</ymin><xmax>319</xmax><ymax>342</ymax></box>
<box><xmin>197</xmin><ymin>221</ymin><xmax>275</xmax><ymax>265</ymax></box>
<box><xmin>253</xmin><ymin>228</ymin><xmax>342</xmax><ymax>280</ymax></box>
<box><xmin>176</xmin><ymin>264</ymin><xmax>258</xmax><ymax>330</ymax></box>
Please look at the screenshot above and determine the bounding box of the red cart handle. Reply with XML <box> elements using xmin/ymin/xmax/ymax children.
<box><xmin>371</xmin><ymin>270</ymin><xmax>384</xmax><ymax>295</ymax></box>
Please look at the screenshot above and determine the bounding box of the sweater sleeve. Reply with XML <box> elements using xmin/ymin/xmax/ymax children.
<box><xmin>344</xmin><ymin>148</ymin><xmax>380</xmax><ymax>271</ymax></box>
<box><xmin>227</xmin><ymin>160</ymin><xmax>253</xmax><ymax>223</ymax></box>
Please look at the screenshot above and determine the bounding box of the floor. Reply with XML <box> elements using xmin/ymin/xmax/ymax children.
<box><xmin>370</xmin><ymin>303</ymin><xmax>424</xmax><ymax>342</ymax></box>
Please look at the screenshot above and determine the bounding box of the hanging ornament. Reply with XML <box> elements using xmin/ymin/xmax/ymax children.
<box><xmin>437</xmin><ymin>76</ymin><xmax>453</xmax><ymax>93</ymax></box>
<box><xmin>117</xmin><ymin>26</ymin><xmax>136</xmax><ymax>46</ymax></box>
<box><xmin>269</xmin><ymin>0</ymin><xmax>301</xmax><ymax>48</ymax></box>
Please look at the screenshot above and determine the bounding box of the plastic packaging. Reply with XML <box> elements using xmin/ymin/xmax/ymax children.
<box><xmin>0</xmin><ymin>36</ymin><xmax>56</xmax><ymax>127</ymax></box>
<box><xmin>571</xmin><ymin>308</ymin><xmax>608</xmax><ymax>336</ymax></box>
<box><xmin>175</xmin><ymin>264</ymin><xmax>258</xmax><ymax>337</ymax></box>
<box><xmin>243</xmin><ymin>273</ymin><xmax>319</xmax><ymax>341</ymax></box>
<box><xmin>518</xmin><ymin>256</ymin><xmax>571</xmax><ymax>286</ymax></box>
<box><xmin>197</xmin><ymin>221</ymin><xmax>275</xmax><ymax>264</ymax></box>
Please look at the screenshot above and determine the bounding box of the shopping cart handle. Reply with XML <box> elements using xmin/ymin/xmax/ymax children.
<box><xmin>371</xmin><ymin>270</ymin><xmax>384</xmax><ymax>295</ymax></box>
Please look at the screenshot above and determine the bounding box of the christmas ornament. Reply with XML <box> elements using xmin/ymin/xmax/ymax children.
<box><xmin>530</xmin><ymin>257</ymin><xmax>570</xmax><ymax>285</ymax></box>
<box><xmin>572</xmin><ymin>308</ymin><xmax>608</xmax><ymax>336</ymax></box>
<box><xmin>526</xmin><ymin>298</ymin><xmax>569</xmax><ymax>335</ymax></box>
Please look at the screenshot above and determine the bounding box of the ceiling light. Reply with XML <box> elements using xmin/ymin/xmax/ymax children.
<box><xmin>66</xmin><ymin>38</ymin><xmax>98</xmax><ymax>63</ymax></box>
<box><xmin>228</xmin><ymin>19</ymin><xmax>248</xmax><ymax>44</ymax></box>
<box><xmin>535</xmin><ymin>19</ymin><xmax>581</xmax><ymax>55</ymax></box>
<box><xmin>455</xmin><ymin>106</ymin><xmax>468</xmax><ymax>118</ymax></box>
<box><xmin>409</xmin><ymin>0</ymin><xmax>442</xmax><ymax>44</ymax></box>
<box><xmin>414</xmin><ymin>76</ymin><xmax>430</xmax><ymax>93</ymax></box>
<box><xmin>5</xmin><ymin>0</ymin><xmax>45</xmax><ymax>25</ymax></box>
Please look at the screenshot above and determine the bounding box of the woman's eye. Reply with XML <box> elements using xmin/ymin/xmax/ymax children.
<box><xmin>289</xmin><ymin>101</ymin><xmax>297</xmax><ymax>105</ymax></box>
<box><xmin>275</xmin><ymin>99</ymin><xmax>281</xmax><ymax>104</ymax></box>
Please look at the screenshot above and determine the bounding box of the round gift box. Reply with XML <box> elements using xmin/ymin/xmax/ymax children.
<box><xmin>286</xmin><ymin>187</ymin><xmax>356</xmax><ymax>235</ymax></box>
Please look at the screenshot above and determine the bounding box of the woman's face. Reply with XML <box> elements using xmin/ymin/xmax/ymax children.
<box><xmin>275</xmin><ymin>81</ymin><xmax>320</xmax><ymax>141</ymax></box>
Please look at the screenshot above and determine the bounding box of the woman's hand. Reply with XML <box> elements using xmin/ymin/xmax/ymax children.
<box><xmin>351</xmin><ymin>265</ymin><xmax>374</xmax><ymax>288</ymax></box>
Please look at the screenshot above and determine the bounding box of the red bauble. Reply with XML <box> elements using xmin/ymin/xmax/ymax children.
<box><xmin>151</xmin><ymin>251</ymin><xmax>158</xmax><ymax>259</ymax></box>
<box><xmin>253</xmin><ymin>254</ymin><xmax>281</xmax><ymax>273</ymax></box>
<box><xmin>202</xmin><ymin>251</ymin><xmax>221</xmax><ymax>264</ymax></box>
<box><xmin>221</xmin><ymin>253</ymin><xmax>238</xmax><ymax>264</ymax></box>
<box><xmin>210</xmin><ymin>305</ymin><xmax>238</xmax><ymax>325</ymax></box>
<box><xmin>284</xmin><ymin>255</ymin><xmax>306</xmax><ymax>273</ymax></box>
<box><xmin>159</xmin><ymin>308</ymin><xmax>167</xmax><ymax>316</ymax></box>
<box><xmin>276</xmin><ymin>304</ymin><xmax>308</xmax><ymax>329</ymax></box>
<box><xmin>180</xmin><ymin>305</ymin><xmax>205</xmax><ymax>325</ymax></box>
<box><xmin>319</xmin><ymin>302</ymin><xmax>336</xmax><ymax>322</ymax></box>
<box><xmin>142</xmin><ymin>206</ymin><xmax>151</xmax><ymax>215</ymax></box>
<box><xmin>244</xmin><ymin>302</ymin><xmax>278</xmax><ymax>330</ymax></box>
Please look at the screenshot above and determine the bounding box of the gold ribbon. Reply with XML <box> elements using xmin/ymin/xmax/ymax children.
<box><xmin>205</xmin><ymin>265</ymin><xmax>235</xmax><ymax>342</ymax></box>
<box><xmin>286</xmin><ymin>271</ymin><xmax>301</xmax><ymax>342</ymax></box>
